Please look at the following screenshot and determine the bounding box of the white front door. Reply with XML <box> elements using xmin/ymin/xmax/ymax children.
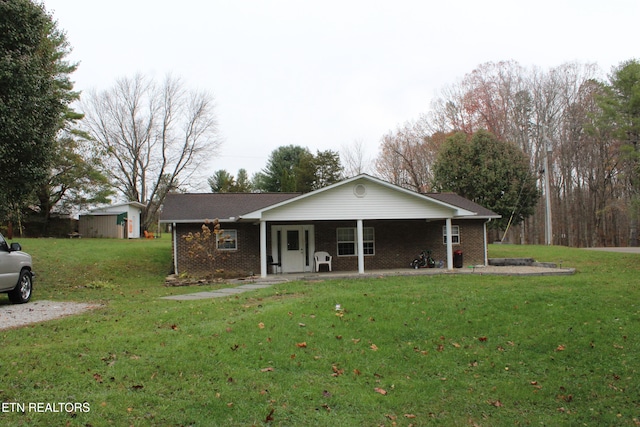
<box><xmin>272</xmin><ymin>225</ymin><xmax>314</xmax><ymax>273</ymax></box>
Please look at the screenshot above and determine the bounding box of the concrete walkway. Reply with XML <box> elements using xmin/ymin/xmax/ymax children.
<box><xmin>162</xmin><ymin>283</ymin><xmax>275</xmax><ymax>301</ymax></box>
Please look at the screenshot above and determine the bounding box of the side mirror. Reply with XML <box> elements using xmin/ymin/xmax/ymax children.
<box><xmin>9</xmin><ymin>242</ymin><xmax>22</xmax><ymax>252</ymax></box>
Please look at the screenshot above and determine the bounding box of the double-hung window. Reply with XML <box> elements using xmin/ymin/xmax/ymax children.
<box><xmin>217</xmin><ymin>229</ymin><xmax>238</xmax><ymax>250</ymax></box>
<box><xmin>337</xmin><ymin>227</ymin><xmax>375</xmax><ymax>256</ymax></box>
<box><xmin>442</xmin><ymin>225</ymin><xmax>460</xmax><ymax>244</ymax></box>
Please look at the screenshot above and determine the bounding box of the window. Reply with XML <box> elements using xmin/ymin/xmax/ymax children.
<box><xmin>217</xmin><ymin>229</ymin><xmax>238</xmax><ymax>250</ymax></box>
<box><xmin>363</xmin><ymin>227</ymin><xmax>375</xmax><ymax>255</ymax></box>
<box><xmin>442</xmin><ymin>225</ymin><xmax>460</xmax><ymax>244</ymax></box>
<box><xmin>337</xmin><ymin>227</ymin><xmax>375</xmax><ymax>256</ymax></box>
<box><xmin>337</xmin><ymin>228</ymin><xmax>355</xmax><ymax>256</ymax></box>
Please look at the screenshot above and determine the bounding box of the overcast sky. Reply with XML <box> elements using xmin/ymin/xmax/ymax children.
<box><xmin>42</xmin><ymin>0</ymin><xmax>638</xmax><ymax>186</ymax></box>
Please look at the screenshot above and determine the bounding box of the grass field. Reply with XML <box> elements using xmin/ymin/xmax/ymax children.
<box><xmin>1</xmin><ymin>237</ymin><xmax>639</xmax><ymax>426</ymax></box>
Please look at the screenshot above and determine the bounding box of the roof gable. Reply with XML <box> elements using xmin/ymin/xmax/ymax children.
<box><xmin>242</xmin><ymin>174</ymin><xmax>498</xmax><ymax>221</ymax></box>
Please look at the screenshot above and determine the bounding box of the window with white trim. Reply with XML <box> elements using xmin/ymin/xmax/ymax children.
<box><xmin>217</xmin><ymin>229</ymin><xmax>238</xmax><ymax>250</ymax></box>
<box><xmin>337</xmin><ymin>227</ymin><xmax>375</xmax><ymax>256</ymax></box>
<box><xmin>442</xmin><ymin>225</ymin><xmax>460</xmax><ymax>244</ymax></box>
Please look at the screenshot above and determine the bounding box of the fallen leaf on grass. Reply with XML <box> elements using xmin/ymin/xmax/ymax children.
<box><xmin>296</xmin><ymin>342</ymin><xmax>307</xmax><ymax>348</ymax></box>
<box><xmin>331</xmin><ymin>365</ymin><xmax>344</xmax><ymax>377</ymax></box>
<box><xmin>93</xmin><ymin>373</ymin><xmax>103</xmax><ymax>383</ymax></box>
<box><xmin>556</xmin><ymin>345</ymin><xmax>566</xmax><ymax>351</ymax></box>
<box><xmin>171</xmin><ymin>324</ymin><xmax>179</xmax><ymax>330</ymax></box>
<box><xmin>488</xmin><ymin>399</ymin><xmax>503</xmax><ymax>407</ymax></box>
<box><xmin>370</xmin><ymin>344</ymin><xmax>379</xmax><ymax>351</ymax></box>
<box><xmin>478</xmin><ymin>336</ymin><xmax>488</xmax><ymax>342</ymax></box>
<box><xmin>265</xmin><ymin>408</ymin><xmax>275</xmax><ymax>423</ymax></box>
<box><xmin>374</xmin><ymin>387</ymin><xmax>387</xmax><ymax>395</ymax></box>
<box><xmin>258</xmin><ymin>322</ymin><xmax>265</xmax><ymax>329</ymax></box>
<box><xmin>404</xmin><ymin>413</ymin><xmax>417</xmax><ymax>418</ymax></box>
<box><xmin>261</xmin><ymin>367</ymin><xmax>274</xmax><ymax>372</ymax></box>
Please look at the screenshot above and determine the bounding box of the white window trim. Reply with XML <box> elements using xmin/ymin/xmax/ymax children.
<box><xmin>337</xmin><ymin>227</ymin><xmax>375</xmax><ymax>256</ymax></box>
<box><xmin>443</xmin><ymin>225</ymin><xmax>460</xmax><ymax>245</ymax></box>
<box><xmin>217</xmin><ymin>229</ymin><xmax>238</xmax><ymax>251</ymax></box>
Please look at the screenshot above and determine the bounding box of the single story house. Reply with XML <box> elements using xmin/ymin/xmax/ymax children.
<box><xmin>79</xmin><ymin>202</ymin><xmax>146</xmax><ymax>239</ymax></box>
<box><xmin>159</xmin><ymin>174</ymin><xmax>500</xmax><ymax>278</ymax></box>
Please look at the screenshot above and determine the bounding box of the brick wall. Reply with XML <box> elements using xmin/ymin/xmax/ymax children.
<box><xmin>174</xmin><ymin>222</ymin><xmax>263</xmax><ymax>277</ymax></box>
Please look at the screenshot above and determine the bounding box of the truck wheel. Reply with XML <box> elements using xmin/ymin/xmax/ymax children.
<box><xmin>8</xmin><ymin>270</ymin><xmax>32</xmax><ymax>304</ymax></box>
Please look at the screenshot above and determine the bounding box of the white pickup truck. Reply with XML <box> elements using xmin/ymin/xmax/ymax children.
<box><xmin>0</xmin><ymin>232</ymin><xmax>34</xmax><ymax>304</ymax></box>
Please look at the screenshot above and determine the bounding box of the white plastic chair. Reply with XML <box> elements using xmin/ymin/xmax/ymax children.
<box><xmin>314</xmin><ymin>251</ymin><xmax>332</xmax><ymax>272</ymax></box>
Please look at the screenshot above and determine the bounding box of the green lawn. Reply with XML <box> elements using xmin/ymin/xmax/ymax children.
<box><xmin>1</xmin><ymin>238</ymin><xmax>639</xmax><ymax>426</ymax></box>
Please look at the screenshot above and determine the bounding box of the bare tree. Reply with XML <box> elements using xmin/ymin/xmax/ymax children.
<box><xmin>82</xmin><ymin>74</ymin><xmax>221</xmax><ymax>231</ymax></box>
<box><xmin>374</xmin><ymin>118</ymin><xmax>441</xmax><ymax>192</ymax></box>
<box><xmin>340</xmin><ymin>138</ymin><xmax>371</xmax><ymax>177</ymax></box>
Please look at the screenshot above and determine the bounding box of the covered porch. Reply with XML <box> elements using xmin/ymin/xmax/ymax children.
<box><xmin>257</xmin><ymin>218</ymin><xmax>464</xmax><ymax>278</ymax></box>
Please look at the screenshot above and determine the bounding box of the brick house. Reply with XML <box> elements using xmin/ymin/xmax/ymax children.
<box><xmin>159</xmin><ymin>174</ymin><xmax>500</xmax><ymax>278</ymax></box>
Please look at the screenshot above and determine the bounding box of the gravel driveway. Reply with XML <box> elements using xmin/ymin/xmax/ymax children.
<box><xmin>0</xmin><ymin>300</ymin><xmax>100</xmax><ymax>331</ymax></box>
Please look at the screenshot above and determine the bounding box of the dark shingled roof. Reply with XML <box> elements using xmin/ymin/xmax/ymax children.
<box><xmin>159</xmin><ymin>192</ymin><xmax>301</xmax><ymax>223</ymax></box>
<box><xmin>425</xmin><ymin>193</ymin><xmax>500</xmax><ymax>218</ymax></box>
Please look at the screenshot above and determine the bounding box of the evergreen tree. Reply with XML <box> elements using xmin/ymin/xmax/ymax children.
<box><xmin>0</xmin><ymin>0</ymin><xmax>79</xmax><ymax>222</ymax></box>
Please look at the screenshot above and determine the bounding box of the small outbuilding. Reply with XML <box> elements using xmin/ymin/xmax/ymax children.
<box><xmin>79</xmin><ymin>202</ymin><xmax>146</xmax><ymax>239</ymax></box>
<box><xmin>160</xmin><ymin>174</ymin><xmax>500</xmax><ymax>277</ymax></box>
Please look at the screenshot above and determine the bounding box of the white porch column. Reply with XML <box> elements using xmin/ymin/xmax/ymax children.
<box><xmin>357</xmin><ymin>219</ymin><xmax>365</xmax><ymax>274</ymax></box>
<box><xmin>446</xmin><ymin>218</ymin><xmax>454</xmax><ymax>270</ymax></box>
<box><xmin>260</xmin><ymin>220</ymin><xmax>268</xmax><ymax>278</ymax></box>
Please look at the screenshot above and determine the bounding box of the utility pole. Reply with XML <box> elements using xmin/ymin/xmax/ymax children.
<box><xmin>543</xmin><ymin>136</ymin><xmax>553</xmax><ymax>245</ymax></box>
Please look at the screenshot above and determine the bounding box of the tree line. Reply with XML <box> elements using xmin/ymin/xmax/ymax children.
<box><xmin>374</xmin><ymin>60</ymin><xmax>640</xmax><ymax>247</ymax></box>
<box><xmin>2</xmin><ymin>1</ymin><xmax>638</xmax><ymax>247</ymax></box>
